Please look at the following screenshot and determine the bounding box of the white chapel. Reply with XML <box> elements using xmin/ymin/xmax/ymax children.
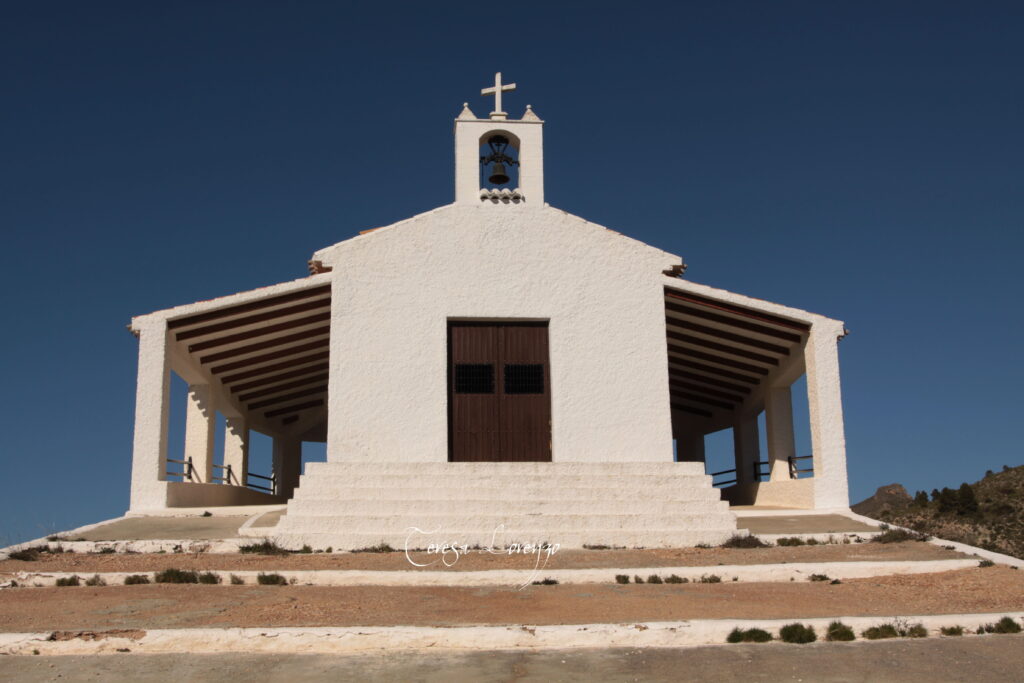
<box><xmin>127</xmin><ymin>75</ymin><xmax>851</xmax><ymax>548</ymax></box>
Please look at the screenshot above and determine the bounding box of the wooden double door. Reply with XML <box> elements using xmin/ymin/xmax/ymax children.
<box><xmin>448</xmin><ymin>321</ymin><xmax>552</xmax><ymax>462</ymax></box>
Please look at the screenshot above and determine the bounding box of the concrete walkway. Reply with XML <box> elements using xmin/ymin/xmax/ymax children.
<box><xmin>738</xmin><ymin>514</ymin><xmax>876</xmax><ymax>535</ymax></box>
<box><xmin>73</xmin><ymin>516</ymin><xmax>251</xmax><ymax>541</ymax></box>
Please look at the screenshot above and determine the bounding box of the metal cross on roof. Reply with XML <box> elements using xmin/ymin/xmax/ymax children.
<box><xmin>481</xmin><ymin>72</ymin><xmax>516</xmax><ymax>119</ymax></box>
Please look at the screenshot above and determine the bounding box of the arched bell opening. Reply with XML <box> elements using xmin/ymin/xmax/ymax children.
<box><xmin>479</xmin><ymin>130</ymin><xmax>521</xmax><ymax>190</ymax></box>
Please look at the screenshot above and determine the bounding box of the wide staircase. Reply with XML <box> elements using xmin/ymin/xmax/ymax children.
<box><xmin>270</xmin><ymin>462</ymin><xmax>739</xmax><ymax>550</ymax></box>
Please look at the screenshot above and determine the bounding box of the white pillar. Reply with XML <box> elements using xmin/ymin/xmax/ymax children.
<box><xmin>183</xmin><ymin>384</ymin><xmax>216</xmax><ymax>483</ymax></box>
<box><xmin>677</xmin><ymin>435</ymin><xmax>705</xmax><ymax>463</ymax></box>
<box><xmin>805</xmin><ymin>322</ymin><xmax>850</xmax><ymax>508</ymax></box>
<box><xmin>223</xmin><ymin>417</ymin><xmax>249</xmax><ymax>486</ymax></box>
<box><xmin>272</xmin><ymin>435</ymin><xmax>302</xmax><ymax>499</ymax></box>
<box><xmin>129</xmin><ymin>319</ymin><xmax>170</xmax><ymax>511</ymax></box>
<box><xmin>733</xmin><ymin>416</ymin><xmax>760</xmax><ymax>485</ymax></box>
<box><xmin>765</xmin><ymin>385</ymin><xmax>797</xmax><ymax>482</ymax></box>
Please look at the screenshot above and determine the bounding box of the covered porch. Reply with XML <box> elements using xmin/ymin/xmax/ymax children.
<box><xmin>664</xmin><ymin>283</ymin><xmax>849</xmax><ymax>510</ymax></box>
<box><xmin>128</xmin><ymin>273</ymin><xmax>332</xmax><ymax>511</ymax></box>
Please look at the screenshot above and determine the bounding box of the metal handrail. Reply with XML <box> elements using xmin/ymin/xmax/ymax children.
<box><xmin>246</xmin><ymin>470</ymin><xmax>276</xmax><ymax>494</ymax></box>
<box><xmin>165</xmin><ymin>456</ymin><xmax>194</xmax><ymax>481</ymax></box>
<box><xmin>211</xmin><ymin>463</ymin><xmax>236</xmax><ymax>485</ymax></box>
<box><xmin>788</xmin><ymin>454</ymin><xmax>814</xmax><ymax>479</ymax></box>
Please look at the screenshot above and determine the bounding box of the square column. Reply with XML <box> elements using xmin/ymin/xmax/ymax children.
<box><xmin>272</xmin><ymin>435</ymin><xmax>302</xmax><ymax>499</ymax></box>
<box><xmin>765</xmin><ymin>385</ymin><xmax>797</xmax><ymax>482</ymax></box>
<box><xmin>183</xmin><ymin>384</ymin><xmax>216</xmax><ymax>483</ymax></box>
<box><xmin>129</xmin><ymin>319</ymin><xmax>170</xmax><ymax>511</ymax></box>
<box><xmin>805</xmin><ymin>322</ymin><xmax>850</xmax><ymax>508</ymax></box>
<box><xmin>223</xmin><ymin>417</ymin><xmax>249</xmax><ymax>486</ymax></box>
<box><xmin>733</xmin><ymin>416</ymin><xmax>760</xmax><ymax>485</ymax></box>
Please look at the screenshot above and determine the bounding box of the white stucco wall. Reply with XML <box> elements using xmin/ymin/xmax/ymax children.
<box><xmin>313</xmin><ymin>203</ymin><xmax>681</xmax><ymax>464</ymax></box>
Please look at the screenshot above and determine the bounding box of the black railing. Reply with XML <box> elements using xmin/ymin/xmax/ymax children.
<box><xmin>247</xmin><ymin>471</ymin><xmax>276</xmax><ymax>494</ymax></box>
<box><xmin>710</xmin><ymin>467</ymin><xmax>736</xmax><ymax>487</ymax></box>
<box><xmin>753</xmin><ymin>459</ymin><xmax>771</xmax><ymax>482</ymax></box>
<box><xmin>211</xmin><ymin>463</ymin><xmax>236</xmax><ymax>485</ymax></box>
<box><xmin>165</xmin><ymin>456</ymin><xmax>194</xmax><ymax>481</ymax></box>
<box><xmin>789</xmin><ymin>454</ymin><xmax>814</xmax><ymax>479</ymax></box>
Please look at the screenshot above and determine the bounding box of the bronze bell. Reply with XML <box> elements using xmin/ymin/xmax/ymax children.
<box><xmin>488</xmin><ymin>162</ymin><xmax>510</xmax><ymax>185</ymax></box>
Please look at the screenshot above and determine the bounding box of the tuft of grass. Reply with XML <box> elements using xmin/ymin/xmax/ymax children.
<box><xmin>633</xmin><ymin>575</ymin><xmax>644</xmax><ymax>584</ymax></box>
<box><xmin>699</xmin><ymin>574</ymin><xmax>722</xmax><ymax>584</ymax></box>
<box><xmin>863</xmin><ymin>624</ymin><xmax>899</xmax><ymax>640</ymax></box>
<box><xmin>201</xmin><ymin>511</ymin><xmax>212</xmax><ymax>517</ymax></box>
<box><xmin>229</xmin><ymin>574</ymin><xmax>245</xmax><ymax>585</ymax></box>
<box><xmin>324</xmin><ymin>547</ymin><xmax>333</xmax><ymax>553</ymax></box>
<box><xmin>124</xmin><ymin>574</ymin><xmax>150</xmax><ymax>585</ymax></box>
<box><xmin>809</xmin><ymin>574</ymin><xmax>831</xmax><ymax>582</ymax></box>
<box><xmin>614</xmin><ymin>574</ymin><xmax>630</xmax><ymax>584</ymax></box>
<box><xmin>583</xmin><ymin>544</ymin><xmax>611</xmax><ymax>550</ymax></box>
<box><xmin>352</xmin><ymin>542</ymin><xmax>396</xmax><ymax>553</ymax></box>
<box><xmin>940</xmin><ymin>625</ymin><xmax>965</xmax><ymax>636</ymax></box>
<box><xmin>55</xmin><ymin>575</ymin><xmax>80</xmax><ymax>587</ymax></box>
<box><xmin>257</xmin><ymin>572</ymin><xmax>288</xmax><ymax>586</ymax></box>
<box><xmin>84</xmin><ymin>574</ymin><xmax>106</xmax><ymax>587</ymax></box>
<box><xmin>531</xmin><ymin>578</ymin><xmax>558</xmax><ymax>586</ymax></box>
<box><xmin>297</xmin><ymin>545</ymin><xmax>313</xmax><ymax>554</ymax></box>
<box><xmin>779</xmin><ymin>623</ymin><xmax>817</xmax><ymax>644</ymax></box>
<box><xmin>872</xmin><ymin>528</ymin><xmax>929</xmax><ymax>544</ymax></box>
<box><xmin>775</xmin><ymin>537</ymin><xmax>806</xmax><ymax>547</ymax></box>
<box><xmin>980</xmin><ymin>617</ymin><xmax>1022</xmax><ymax>634</ymax></box>
<box><xmin>825</xmin><ymin>621</ymin><xmax>855</xmax><ymax>641</ymax></box>
<box><xmin>978</xmin><ymin>559</ymin><xmax>995</xmax><ymax>568</ymax></box>
<box><xmin>664</xmin><ymin>574</ymin><xmax>687</xmax><ymax>584</ymax></box>
<box><xmin>94</xmin><ymin>547</ymin><xmax>116</xmax><ymax>555</ymax></box>
<box><xmin>726</xmin><ymin>627</ymin><xmax>772</xmax><ymax>643</ymax></box>
<box><xmin>198</xmin><ymin>572</ymin><xmax>222</xmax><ymax>585</ymax></box>
<box><xmin>905</xmin><ymin>623</ymin><xmax>929</xmax><ymax>638</ymax></box>
<box><xmin>238</xmin><ymin>540</ymin><xmax>290</xmax><ymax>555</ymax></box>
<box><xmin>155</xmin><ymin>569</ymin><xmax>199</xmax><ymax>584</ymax></box>
<box><xmin>647</xmin><ymin>575</ymin><xmax>663</xmax><ymax>584</ymax></box>
<box><xmin>8</xmin><ymin>547</ymin><xmax>43</xmax><ymax>561</ymax></box>
<box><xmin>721</xmin><ymin>534</ymin><xmax>768</xmax><ymax>549</ymax></box>
<box><xmin>863</xmin><ymin>619</ymin><xmax>928</xmax><ymax>639</ymax></box>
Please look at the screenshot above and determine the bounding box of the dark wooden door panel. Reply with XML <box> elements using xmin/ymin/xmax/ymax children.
<box><xmin>448</xmin><ymin>322</ymin><xmax>551</xmax><ymax>462</ymax></box>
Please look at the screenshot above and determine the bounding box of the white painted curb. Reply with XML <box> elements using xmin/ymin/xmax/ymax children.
<box><xmin>1</xmin><ymin>613</ymin><xmax>1022</xmax><ymax>656</ymax></box>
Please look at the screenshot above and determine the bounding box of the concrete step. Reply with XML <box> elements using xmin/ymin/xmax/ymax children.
<box><xmin>303</xmin><ymin>461</ymin><xmax>710</xmax><ymax>475</ymax></box>
<box><xmin>274</xmin><ymin>513</ymin><xmax>739</xmax><ymax>534</ymax></box>
<box><xmin>288</xmin><ymin>486</ymin><xmax>724</xmax><ymax>503</ymax></box>
<box><xmin>284</xmin><ymin>499</ymin><xmax>730</xmax><ymax>516</ymax></box>
<box><xmin>292</xmin><ymin>474</ymin><xmax>717</xmax><ymax>492</ymax></box>
<box><xmin>259</xmin><ymin>529</ymin><xmax>742</xmax><ymax>551</ymax></box>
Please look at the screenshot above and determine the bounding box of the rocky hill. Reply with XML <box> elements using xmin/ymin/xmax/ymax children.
<box><xmin>853</xmin><ymin>464</ymin><xmax>1024</xmax><ymax>559</ymax></box>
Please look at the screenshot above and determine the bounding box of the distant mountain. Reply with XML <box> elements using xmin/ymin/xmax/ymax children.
<box><xmin>852</xmin><ymin>465</ymin><xmax>1024</xmax><ymax>559</ymax></box>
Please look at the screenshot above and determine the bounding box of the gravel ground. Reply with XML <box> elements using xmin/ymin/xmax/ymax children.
<box><xmin>2</xmin><ymin>637</ymin><xmax>1023</xmax><ymax>682</ymax></box>
<box><xmin>0</xmin><ymin>541</ymin><xmax>968</xmax><ymax>574</ymax></box>
<box><xmin>0</xmin><ymin>568</ymin><xmax>1021</xmax><ymax>632</ymax></box>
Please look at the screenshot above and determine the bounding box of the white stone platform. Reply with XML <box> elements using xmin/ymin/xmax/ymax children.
<box><xmin>269</xmin><ymin>462</ymin><xmax>738</xmax><ymax>550</ymax></box>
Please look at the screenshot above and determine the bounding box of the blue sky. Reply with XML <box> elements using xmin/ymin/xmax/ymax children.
<box><xmin>2</xmin><ymin>2</ymin><xmax>1022</xmax><ymax>543</ymax></box>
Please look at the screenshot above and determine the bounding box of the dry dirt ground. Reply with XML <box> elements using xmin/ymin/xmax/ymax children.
<box><xmin>0</xmin><ymin>568</ymin><xmax>1021</xmax><ymax>632</ymax></box>
<box><xmin>0</xmin><ymin>541</ymin><xmax>968</xmax><ymax>574</ymax></box>
<box><xmin>2</xmin><ymin>638</ymin><xmax>1023</xmax><ymax>682</ymax></box>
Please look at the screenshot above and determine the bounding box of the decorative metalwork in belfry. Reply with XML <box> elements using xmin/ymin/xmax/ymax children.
<box><xmin>480</xmin><ymin>134</ymin><xmax>518</xmax><ymax>185</ymax></box>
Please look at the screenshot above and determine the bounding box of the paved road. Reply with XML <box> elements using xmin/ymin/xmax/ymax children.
<box><xmin>3</xmin><ymin>637</ymin><xmax>1022</xmax><ymax>682</ymax></box>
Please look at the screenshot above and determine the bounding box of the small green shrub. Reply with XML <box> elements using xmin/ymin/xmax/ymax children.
<box><xmin>779</xmin><ymin>623</ymin><xmax>817</xmax><ymax>644</ymax></box>
<box><xmin>647</xmin><ymin>575</ymin><xmax>663</xmax><ymax>584</ymax></box>
<box><xmin>201</xmin><ymin>511</ymin><xmax>212</xmax><ymax>517</ymax></box>
<box><xmin>84</xmin><ymin>574</ymin><xmax>106</xmax><ymax>587</ymax></box>
<box><xmin>863</xmin><ymin>620</ymin><xmax>927</xmax><ymax>639</ymax></box>
<box><xmin>726</xmin><ymin>627</ymin><xmax>772</xmax><ymax>643</ymax></box>
<box><xmin>124</xmin><ymin>574</ymin><xmax>150</xmax><ymax>585</ymax></box>
<box><xmin>198</xmin><ymin>572</ymin><xmax>222</xmax><ymax>585</ymax></box>
<box><xmin>55</xmin><ymin>575</ymin><xmax>80</xmax><ymax>587</ymax></box>
<box><xmin>229</xmin><ymin>574</ymin><xmax>245</xmax><ymax>585</ymax></box>
<box><xmin>699</xmin><ymin>574</ymin><xmax>721</xmax><ymax>584</ymax></box>
<box><xmin>872</xmin><ymin>528</ymin><xmax>929</xmax><ymax>544</ymax></box>
<box><xmin>809</xmin><ymin>574</ymin><xmax>831</xmax><ymax>582</ymax></box>
<box><xmin>805</xmin><ymin>538</ymin><xmax>820</xmax><ymax>546</ymax></box>
<box><xmin>981</xmin><ymin>617</ymin><xmax>1022</xmax><ymax>634</ymax></box>
<box><xmin>825</xmin><ymin>621</ymin><xmax>855</xmax><ymax>641</ymax></box>
<box><xmin>615</xmin><ymin>574</ymin><xmax>630</xmax><ymax>584</ymax></box>
<box><xmin>721</xmin><ymin>534</ymin><xmax>768</xmax><ymax>549</ymax></box>
<box><xmin>583</xmin><ymin>544</ymin><xmax>611</xmax><ymax>550</ymax></box>
<box><xmin>297</xmin><ymin>545</ymin><xmax>313</xmax><ymax>554</ymax></box>
<box><xmin>531</xmin><ymin>578</ymin><xmax>558</xmax><ymax>585</ymax></box>
<box><xmin>238</xmin><ymin>540</ymin><xmax>290</xmax><ymax>555</ymax></box>
<box><xmin>633</xmin><ymin>575</ymin><xmax>644</xmax><ymax>584</ymax></box>
<box><xmin>775</xmin><ymin>537</ymin><xmax>806</xmax><ymax>547</ymax></box>
<box><xmin>664</xmin><ymin>574</ymin><xmax>687</xmax><ymax>584</ymax></box>
<box><xmin>257</xmin><ymin>572</ymin><xmax>288</xmax><ymax>586</ymax></box>
<box><xmin>352</xmin><ymin>543</ymin><xmax>396</xmax><ymax>553</ymax></box>
<box><xmin>155</xmin><ymin>568</ymin><xmax>199</xmax><ymax>584</ymax></box>
<box><xmin>8</xmin><ymin>547</ymin><xmax>43</xmax><ymax>561</ymax></box>
<box><xmin>940</xmin><ymin>625</ymin><xmax>964</xmax><ymax>636</ymax></box>
<box><xmin>978</xmin><ymin>559</ymin><xmax>995</xmax><ymax>568</ymax></box>
<box><xmin>905</xmin><ymin>623</ymin><xmax>928</xmax><ymax>638</ymax></box>
<box><xmin>94</xmin><ymin>547</ymin><xmax>116</xmax><ymax>555</ymax></box>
